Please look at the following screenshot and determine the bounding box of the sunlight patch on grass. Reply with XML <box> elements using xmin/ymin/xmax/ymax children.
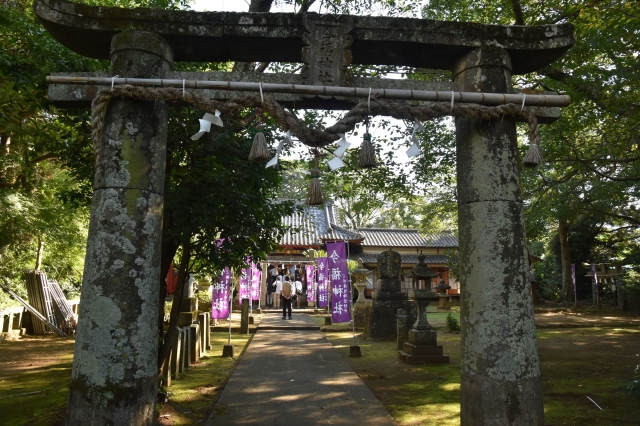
<box><xmin>439</xmin><ymin>383</ymin><xmax>460</xmax><ymax>391</ymax></box>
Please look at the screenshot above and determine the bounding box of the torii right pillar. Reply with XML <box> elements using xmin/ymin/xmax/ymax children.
<box><xmin>455</xmin><ymin>47</ymin><xmax>544</xmax><ymax>425</ymax></box>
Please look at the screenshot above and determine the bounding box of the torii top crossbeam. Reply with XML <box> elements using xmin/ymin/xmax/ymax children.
<box><xmin>35</xmin><ymin>0</ymin><xmax>574</xmax><ymax>75</ymax></box>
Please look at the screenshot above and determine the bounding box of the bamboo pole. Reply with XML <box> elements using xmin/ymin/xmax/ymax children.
<box><xmin>46</xmin><ymin>76</ymin><xmax>571</xmax><ymax>107</ymax></box>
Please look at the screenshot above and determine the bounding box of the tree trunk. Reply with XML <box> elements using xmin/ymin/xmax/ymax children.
<box><xmin>559</xmin><ymin>218</ymin><xmax>573</xmax><ymax>301</ymax></box>
<box><xmin>157</xmin><ymin>238</ymin><xmax>190</xmax><ymax>375</ymax></box>
<box><xmin>35</xmin><ymin>236</ymin><xmax>44</xmax><ymax>271</ymax></box>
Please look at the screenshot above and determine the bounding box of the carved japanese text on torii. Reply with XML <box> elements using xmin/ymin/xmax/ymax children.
<box><xmin>34</xmin><ymin>1</ymin><xmax>575</xmax><ymax>425</ymax></box>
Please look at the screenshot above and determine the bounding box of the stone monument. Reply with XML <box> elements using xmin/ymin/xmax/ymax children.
<box><xmin>365</xmin><ymin>249</ymin><xmax>415</xmax><ymax>338</ymax></box>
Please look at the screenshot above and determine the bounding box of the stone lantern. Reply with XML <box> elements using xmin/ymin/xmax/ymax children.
<box><xmin>406</xmin><ymin>252</ymin><xmax>439</xmax><ymax>290</ymax></box>
<box><xmin>435</xmin><ymin>278</ymin><xmax>452</xmax><ymax>310</ymax></box>
<box><xmin>399</xmin><ymin>253</ymin><xmax>449</xmax><ymax>364</ymax></box>
<box><xmin>351</xmin><ymin>258</ymin><xmax>371</xmax><ymax>306</ymax></box>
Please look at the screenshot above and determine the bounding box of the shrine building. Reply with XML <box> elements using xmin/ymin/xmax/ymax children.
<box><xmin>269</xmin><ymin>201</ymin><xmax>459</xmax><ymax>298</ymax></box>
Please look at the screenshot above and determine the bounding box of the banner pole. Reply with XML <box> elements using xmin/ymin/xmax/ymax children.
<box><xmin>228</xmin><ymin>276</ymin><xmax>233</xmax><ymax>346</ymax></box>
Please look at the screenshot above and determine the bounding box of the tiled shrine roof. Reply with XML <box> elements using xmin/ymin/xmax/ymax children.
<box><xmin>356</xmin><ymin>228</ymin><xmax>458</xmax><ymax>248</ymax></box>
<box><xmin>279</xmin><ymin>202</ymin><xmax>364</xmax><ymax>247</ymax></box>
<box><xmin>279</xmin><ymin>204</ymin><xmax>457</xmax><ymax>250</ymax></box>
<box><xmin>360</xmin><ymin>253</ymin><xmax>449</xmax><ymax>265</ymax></box>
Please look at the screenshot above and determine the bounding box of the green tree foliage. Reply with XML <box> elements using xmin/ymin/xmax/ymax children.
<box><xmin>0</xmin><ymin>0</ymin><xmax>103</xmax><ymax>307</ymax></box>
<box><xmin>415</xmin><ymin>0</ymin><xmax>640</xmax><ymax>301</ymax></box>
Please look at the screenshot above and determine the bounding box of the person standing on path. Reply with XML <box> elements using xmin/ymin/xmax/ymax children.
<box><xmin>281</xmin><ymin>275</ymin><xmax>293</xmax><ymax>320</ymax></box>
<box><xmin>274</xmin><ymin>275</ymin><xmax>282</xmax><ymax>309</ymax></box>
<box><xmin>293</xmin><ymin>275</ymin><xmax>303</xmax><ymax>309</ymax></box>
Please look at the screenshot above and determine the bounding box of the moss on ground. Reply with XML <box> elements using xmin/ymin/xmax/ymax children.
<box><xmin>1</xmin><ymin>312</ymin><xmax>639</xmax><ymax>426</ymax></box>
<box><xmin>0</xmin><ymin>331</ymin><xmax>254</xmax><ymax>426</ymax></box>
<box><xmin>0</xmin><ymin>360</ymin><xmax>72</xmax><ymax>425</ymax></box>
<box><xmin>323</xmin><ymin>324</ymin><xmax>640</xmax><ymax>426</ymax></box>
<box><xmin>157</xmin><ymin>331</ymin><xmax>253</xmax><ymax>425</ymax></box>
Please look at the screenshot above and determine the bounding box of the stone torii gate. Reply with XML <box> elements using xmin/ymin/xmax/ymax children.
<box><xmin>34</xmin><ymin>0</ymin><xmax>574</xmax><ymax>424</ymax></box>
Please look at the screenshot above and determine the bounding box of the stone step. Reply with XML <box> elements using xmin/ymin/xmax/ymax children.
<box><xmin>398</xmin><ymin>350</ymin><xmax>450</xmax><ymax>365</ymax></box>
<box><xmin>403</xmin><ymin>342</ymin><xmax>445</xmax><ymax>356</ymax></box>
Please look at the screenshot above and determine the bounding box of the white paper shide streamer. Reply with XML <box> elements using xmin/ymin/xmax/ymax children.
<box><xmin>266</xmin><ymin>130</ymin><xmax>292</xmax><ymax>168</ymax></box>
<box><xmin>406</xmin><ymin>121</ymin><xmax>425</xmax><ymax>158</ymax></box>
<box><xmin>191</xmin><ymin>109</ymin><xmax>223</xmax><ymax>140</ymax></box>
<box><xmin>328</xmin><ymin>133</ymin><xmax>351</xmax><ymax>170</ymax></box>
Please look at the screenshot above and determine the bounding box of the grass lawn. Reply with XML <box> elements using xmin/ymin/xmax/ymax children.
<box><xmin>0</xmin><ymin>331</ymin><xmax>253</xmax><ymax>426</ymax></box>
<box><xmin>1</xmin><ymin>308</ymin><xmax>639</xmax><ymax>425</ymax></box>
<box><xmin>324</xmin><ymin>322</ymin><xmax>640</xmax><ymax>426</ymax></box>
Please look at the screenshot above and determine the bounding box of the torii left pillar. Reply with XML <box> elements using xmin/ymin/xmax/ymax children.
<box><xmin>67</xmin><ymin>31</ymin><xmax>172</xmax><ymax>425</ymax></box>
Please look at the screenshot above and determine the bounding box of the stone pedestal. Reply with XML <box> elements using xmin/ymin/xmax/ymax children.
<box><xmin>170</xmin><ymin>327</ymin><xmax>182</xmax><ymax>379</ymax></box>
<box><xmin>396</xmin><ymin>309</ymin><xmax>408</xmax><ymax>350</ymax></box>
<box><xmin>197</xmin><ymin>313</ymin><xmax>207</xmax><ymax>355</ymax></box>
<box><xmin>182</xmin><ymin>326</ymin><xmax>190</xmax><ymax>370</ymax></box>
<box><xmin>365</xmin><ymin>290</ymin><xmax>414</xmax><ymax>338</ymax></box>
<box><xmin>437</xmin><ymin>294</ymin><xmax>451</xmax><ymax>310</ymax></box>
<box><xmin>353</xmin><ymin>302</ymin><xmax>368</xmax><ymax>328</ymax></box>
<box><xmin>324</xmin><ymin>316</ymin><xmax>332</xmax><ymax>325</ymax></box>
<box><xmin>180</xmin><ymin>297</ymin><xmax>197</xmax><ymax>313</ymax></box>
<box><xmin>398</xmin><ymin>290</ymin><xmax>449</xmax><ymax>364</ymax></box>
<box><xmin>354</xmin><ymin>283</ymin><xmax>367</xmax><ymax>304</ymax></box>
<box><xmin>222</xmin><ymin>345</ymin><xmax>235</xmax><ymax>358</ymax></box>
<box><xmin>189</xmin><ymin>324</ymin><xmax>200</xmax><ymax>363</ymax></box>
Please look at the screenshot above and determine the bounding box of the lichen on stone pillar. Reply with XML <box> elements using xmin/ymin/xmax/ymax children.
<box><xmin>66</xmin><ymin>30</ymin><xmax>173</xmax><ymax>426</ymax></box>
<box><xmin>454</xmin><ymin>46</ymin><xmax>545</xmax><ymax>426</ymax></box>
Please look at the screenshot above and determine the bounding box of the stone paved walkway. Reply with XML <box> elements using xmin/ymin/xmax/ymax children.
<box><xmin>205</xmin><ymin>313</ymin><xmax>396</xmax><ymax>426</ymax></box>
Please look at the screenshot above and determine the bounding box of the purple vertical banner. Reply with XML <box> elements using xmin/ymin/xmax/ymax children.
<box><xmin>306</xmin><ymin>265</ymin><xmax>316</xmax><ymax>305</ymax></box>
<box><xmin>239</xmin><ymin>267</ymin><xmax>250</xmax><ymax>300</ymax></box>
<box><xmin>212</xmin><ymin>267</ymin><xmax>231</xmax><ymax>319</ymax></box>
<box><xmin>317</xmin><ymin>257</ymin><xmax>329</xmax><ymax>308</ymax></box>
<box><xmin>590</xmin><ymin>263</ymin><xmax>598</xmax><ymax>298</ymax></box>
<box><xmin>326</xmin><ymin>242</ymin><xmax>350</xmax><ymax>323</ymax></box>
<box><xmin>570</xmin><ymin>264</ymin><xmax>576</xmax><ymax>299</ymax></box>
<box><xmin>251</xmin><ymin>264</ymin><xmax>261</xmax><ymax>301</ymax></box>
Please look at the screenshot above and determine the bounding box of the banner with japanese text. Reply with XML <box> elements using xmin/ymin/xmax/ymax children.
<box><xmin>251</xmin><ymin>263</ymin><xmax>261</xmax><ymax>301</ymax></box>
<box><xmin>239</xmin><ymin>267</ymin><xmax>250</xmax><ymax>301</ymax></box>
<box><xmin>326</xmin><ymin>242</ymin><xmax>351</xmax><ymax>323</ymax></box>
<box><xmin>570</xmin><ymin>264</ymin><xmax>576</xmax><ymax>299</ymax></box>
<box><xmin>317</xmin><ymin>257</ymin><xmax>329</xmax><ymax>308</ymax></box>
<box><xmin>212</xmin><ymin>267</ymin><xmax>231</xmax><ymax>319</ymax></box>
<box><xmin>305</xmin><ymin>265</ymin><xmax>315</xmax><ymax>305</ymax></box>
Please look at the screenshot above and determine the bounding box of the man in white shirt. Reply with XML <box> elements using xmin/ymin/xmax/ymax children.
<box><xmin>293</xmin><ymin>278</ymin><xmax>303</xmax><ymax>308</ymax></box>
<box><xmin>274</xmin><ymin>276</ymin><xmax>282</xmax><ymax>309</ymax></box>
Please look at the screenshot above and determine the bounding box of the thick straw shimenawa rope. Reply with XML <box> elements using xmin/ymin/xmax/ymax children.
<box><xmin>91</xmin><ymin>85</ymin><xmax>542</xmax><ymax>170</ymax></box>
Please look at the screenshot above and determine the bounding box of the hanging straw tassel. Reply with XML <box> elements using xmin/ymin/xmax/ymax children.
<box><xmin>307</xmin><ymin>158</ymin><xmax>325</xmax><ymax>206</ymax></box>
<box><xmin>359</xmin><ymin>132</ymin><xmax>377</xmax><ymax>168</ymax></box>
<box><xmin>249</xmin><ymin>124</ymin><xmax>271</xmax><ymax>162</ymax></box>
<box><xmin>523</xmin><ymin>115</ymin><xmax>543</xmax><ymax>168</ymax></box>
